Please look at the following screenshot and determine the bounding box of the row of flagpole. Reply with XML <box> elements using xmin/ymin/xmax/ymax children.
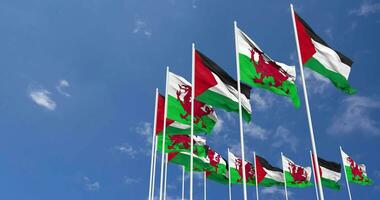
<box><xmin>146</xmin><ymin>4</ymin><xmax>340</xmax><ymax>200</ymax></box>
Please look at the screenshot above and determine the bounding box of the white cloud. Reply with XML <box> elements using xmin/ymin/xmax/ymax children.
<box><xmin>350</xmin><ymin>1</ymin><xmax>380</xmax><ymax>16</ymax></box>
<box><xmin>114</xmin><ymin>143</ymin><xmax>138</xmax><ymax>158</ymax></box>
<box><xmin>303</xmin><ymin>68</ymin><xmax>331</xmax><ymax>95</ymax></box>
<box><xmin>272</xmin><ymin>126</ymin><xmax>298</xmax><ymax>152</ymax></box>
<box><xmin>124</xmin><ymin>177</ymin><xmax>141</xmax><ymax>184</ymax></box>
<box><xmin>324</xmin><ymin>28</ymin><xmax>333</xmax><ymax>39</ymax></box>
<box><xmin>136</xmin><ymin>122</ymin><xmax>153</xmax><ymax>143</ymax></box>
<box><xmin>83</xmin><ymin>176</ymin><xmax>100</xmax><ymax>191</ymax></box>
<box><xmin>191</xmin><ymin>0</ymin><xmax>197</xmax><ymax>8</ymax></box>
<box><xmin>244</xmin><ymin>122</ymin><xmax>269</xmax><ymax>140</ymax></box>
<box><xmin>133</xmin><ymin>19</ymin><xmax>152</xmax><ymax>37</ymax></box>
<box><xmin>251</xmin><ymin>92</ymin><xmax>274</xmax><ymax>111</ymax></box>
<box><xmin>29</xmin><ymin>88</ymin><xmax>56</xmax><ymax>111</ymax></box>
<box><xmin>213</xmin><ymin>118</ymin><xmax>224</xmax><ymax>134</ymax></box>
<box><xmin>261</xmin><ymin>187</ymin><xmax>292</xmax><ymax>198</ymax></box>
<box><xmin>56</xmin><ymin>79</ymin><xmax>71</xmax><ymax>97</ymax></box>
<box><xmin>328</xmin><ymin>96</ymin><xmax>380</xmax><ymax>135</ymax></box>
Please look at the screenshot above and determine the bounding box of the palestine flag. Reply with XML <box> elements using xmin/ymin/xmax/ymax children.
<box><xmin>293</xmin><ymin>11</ymin><xmax>356</xmax><ymax>94</ymax></box>
<box><xmin>156</xmin><ymin>134</ymin><xmax>206</xmax><ymax>157</ymax></box>
<box><xmin>195</xmin><ymin>49</ymin><xmax>252</xmax><ymax>122</ymax></box>
<box><xmin>167</xmin><ymin>72</ymin><xmax>218</xmax><ymax>134</ymax></box>
<box><xmin>313</xmin><ymin>157</ymin><xmax>342</xmax><ymax>190</ymax></box>
<box><xmin>168</xmin><ymin>151</ymin><xmax>211</xmax><ymax>172</ymax></box>
<box><xmin>255</xmin><ymin>155</ymin><xmax>284</xmax><ymax>187</ymax></box>
<box><xmin>340</xmin><ymin>149</ymin><xmax>373</xmax><ymax>185</ymax></box>
<box><xmin>156</xmin><ymin>94</ymin><xmax>192</xmax><ymax>135</ymax></box>
<box><xmin>236</xmin><ymin>27</ymin><xmax>300</xmax><ymax>108</ymax></box>
<box><xmin>228</xmin><ymin>151</ymin><xmax>256</xmax><ymax>185</ymax></box>
<box><xmin>282</xmin><ymin>155</ymin><xmax>313</xmax><ymax>188</ymax></box>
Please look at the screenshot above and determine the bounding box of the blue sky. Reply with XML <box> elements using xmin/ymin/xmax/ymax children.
<box><xmin>0</xmin><ymin>0</ymin><xmax>379</xmax><ymax>199</ymax></box>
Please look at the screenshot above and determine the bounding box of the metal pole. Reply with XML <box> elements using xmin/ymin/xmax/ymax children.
<box><xmin>182</xmin><ymin>166</ymin><xmax>185</xmax><ymax>200</ymax></box>
<box><xmin>340</xmin><ymin>146</ymin><xmax>352</xmax><ymax>200</ymax></box>
<box><xmin>234</xmin><ymin>20</ymin><xmax>248</xmax><ymax>200</ymax></box>
<box><xmin>163</xmin><ymin>154</ymin><xmax>168</xmax><ymax>200</ymax></box>
<box><xmin>190</xmin><ymin>43</ymin><xmax>195</xmax><ymax>200</ymax></box>
<box><xmin>159</xmin><ymin>67</ymin><xmax>170</xmax><ymax>200</ymax></box>
<box><xmin>149</xmin><ymin>89</ymin><xmax>159</xmax><ymax>200</ymax></box>
<box><xmin>204</xmin><ymin>171</ymin><xmax>207</xmax><ymax>200</ymax></box>
<box><xmin>309</xmin><ymin>150</ymin><xmax>320</xmax><ymax>200</ymax></box>
<box><xmin>228</xmin><ymin>148</ymin><xmax>232</xmax><ymax>200</ymax></box>
<box><xmin>290</xmin><ymin>4</ymin><xmax>324</xmax><ymax>200</ymax></box>
<box><xmin>253</xmin><ymin>152</ymin><xmax>259</xmax><ymax>200</ymax></box>
<box><xmin>281</xmin><ymin>153</ymin><xmax>289</xmax><ymax>200</ymax></box>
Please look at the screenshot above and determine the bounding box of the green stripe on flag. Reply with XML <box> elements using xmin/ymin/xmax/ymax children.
<box><xmin>284</xmin><ymin>172</ymin><xmax>313</xmax><ymax>188</ymax></box>
<box><xmin>321</xmin><ymin>177</ymin><xmax>341</xmax><ymax>190</ymax></box>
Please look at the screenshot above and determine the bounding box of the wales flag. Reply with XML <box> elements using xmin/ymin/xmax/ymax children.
<box><xmin>236</xmin><ymin>26</ymin><xmax>300</xmax><ymax>108</ymax></box>
<box><xmin>341</xmin><ymin>148</ymin><xmax>373</xmax><ymax>186</ymax></box>
<box><xmin>282</xmin><ymin>154</ymin><xmax>313</xmax><ymax>188</ymax></box>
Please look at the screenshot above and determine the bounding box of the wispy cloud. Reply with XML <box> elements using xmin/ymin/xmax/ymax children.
<box><xmin>56</xmin><ymin>79</ymin><xmax>71</xmax><ymax>97</ymax></box>
<box><xmin>83</xmin><ymin>176</ymin><xmax>100</xmax><ymax>191</ymax></box>
<box><xmin>244</xmin><ymin>122</ymin><xmax>269</xmax><ymax>140</ymax></box>
<box><xmin>136</xmin><ymin>122</ymin><xmax>153</xmax><ymax>143</ymax></box>
<box><xmin>303</xmin><ymin>68</ymin><xmax>331</xmax><ymax>95</ymax></box>
<box><xmin>29</xmin><ymin>88</ymin><xmax>56</xmax><ymax>111</ymax></box>
<box><xmin>251</xmin><ymin>91</ymin><xmax>274</xmax><ymax>111</ymax></box>
<box><xmin>272</xmin><ymin>126</ymin><xmax>298</xmax><ymax>152</ymax></box>
<box><xmin>349</xmin><ymin>1</ymin><xmax>380</xmax><ymax>16</ymax></box>
<box><xmin>191</xmin><ymin>0</ymin><xmax>198</xmax><ymax>9</ymax></box>
<box><xmin>132</xmin><ymin>19</ymin><xmax>152</xmax><ymax>37</ymax></box>
<box><xmin>114</xmin><ymin>143</ymin><xmax>138</xmax><ymax>158</ymax></box>
<box><xmin>261</xmin><ymin>187</ymin><xmax>292</xmax><ymax>198</ymax></box>
<box><xmin>328</xmin><ymin>96</ymin><xmax>380</xmax><ymax>136</ymax></box>
<box><xmin>213</xmin><ymin>118</ymin><xmax>224</xmax><ymax>134</ymax></box>
<box><xmin>124</xmin><ymin>177</ymin><xmax>141</xmax><ymax>184</ymax></box>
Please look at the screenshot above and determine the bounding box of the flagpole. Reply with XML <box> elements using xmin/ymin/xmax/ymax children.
<box><xmin>310</xmin><ymin>150</ymin><xmax>320</xmax><ymax>200</ymax></box>
<box><xmin>148</xmin><ymin>89</ymin><xmax>159</xmax><ymax>200</ymax></box>
<box><xmin>159</xmin><ymin>67</ymin><xmax>170</xmax><ymax>200</ymax></box>
<box><xmin>340</xmin><ymin>146</ymin><xmax>352</xmax><ymax>200</ymax></box>
<box><xmin>234</xmin><ymin>20</ymin><xmax>248</xmax><ymax>200</ymax></box>
<box><xmin>228</xmin><ymin>148</ymin><xmax>232</xmax><ymax>200</ymax></box>
<box><xmin>190</xmin><ymin>43</ymin><xmax>195</xmax><ymax>200</ymax></box>
<box><xmin>182</xmin><ymin>166</ymin><xmax>185</xmax><ymax>200</ymax></box>
<box><xmin>204</xmin><ymin>171</ymin><xmax>207</xmax><ymax>200</ymax></box>
<box><xmin>290</xmin><ymin>4</ymin><xmax>325</xmax><ymax>200</ymax></box>
<box><xmin>151</xmin><ymin>130</ymin><xmax>158</xmax><ymax>200</ymax></box>
<box><xmin>281</xmin><ymin>152</ymin><xmax>289</xmax><ymax>200</ymax></box>
<box><xmin>253</xmin><ymin>152</ymin><xmax>259</xmax><ymax>200</ymax></box>
<box><xmin>163</xmin><ymin>153</ymin><xmax>168</xmax><ymax>200</ymax></box>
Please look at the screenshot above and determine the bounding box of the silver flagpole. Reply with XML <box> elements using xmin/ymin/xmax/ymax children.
<box><xmin>204</xmin><ymin>171</ymin><xmax>207</xmax><ymax>200</ymax></box>
<box><xmin>190</xmin><ymin>43</ymin><xmax>195</xmax><ymax>200</ymax></box>
<box><xmin>290</xmin><ymin>4</ymin><xmax>325</xmax><ymax>200</ymax></box>
<box><xmin>340</xmin><ymin>146</ymin><xmax>353</xmax><ymax>200</ymax></box>
<box><xmin>148</xmin><ymin>89</ymin><xmax>159</xmax><ymax>200</ymax></box>
<box><xmin>310</xmin><ymin>150</ymin><xmax>320</xmax><ymax>200</ymax></box>
<box><xmin>233</xmin><ymin>20</ymin><xmax>248</xmax><ymax>200</ymax></box>
<box><xmin>228</xmin><ymin>148</ymin><xmax>232</xmax><ymax>200</ymax></box>
<box><xmin>253</xmin><ymin>152</ymin><xmax>259</xmax><ymax>200</ymax></box>
<box><xmin>151</xmin><ymin>130</ymin><xmax>158</xmax><ymax>200</ymax></box>
<box><xmin>182</xmin><ymin>166</ymin><xmax>185</xmax><ymax>200</ymax></box>
<box><xmin>159</xmin><ymin>67</ymin><xmax>170</xmax><ymax>200</ymax></box>
<box><xmin>281</xmin><ymin>152</ymin><xmax>289</xmax><ymax>200</ymax></box>
<box><xmin>163</xmin><ymin>154</ymin><xmax>168</xmax><ymax>200</ymax></box>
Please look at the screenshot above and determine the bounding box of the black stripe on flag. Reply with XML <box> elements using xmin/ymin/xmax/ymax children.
<box><xmin>196</xmin><ymin>49</ymin><xmax>251</xmax><ymax>99</ymax></box>
<box><xmin>256</xmin><ymin>155</ymin><xmax>283</xmax><ymax>172</ymax></box>
<box><xmin>295</xmin><ymin>12</ymin><xmax>353</xmax><ymax>67</ymax></box>
<box><xmin>318</xmin><ymin>157</ymin><xmax>341</xmax><ymax>173</ymax></box>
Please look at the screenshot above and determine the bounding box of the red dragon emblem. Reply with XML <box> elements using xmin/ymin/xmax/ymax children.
<box><xmin>347</xmin><ymin>157</ymin><xmax>369</xmax><ymax>182</ymax></box>
<box><xmin>167</xmin><ymin>135</ymin><xmax>191</xmax><ymax>151</ymax></box>
<box><xmin>250</xmin><ymin>47</ymin><xmax>291</xmax><ymax>93</ymax></box>
<box><xmin>235</xmin><ymin>158</ymin><xmax>255</xmax><ymax>183</ymax></box>
<box><xmin>288</xmin><ymin>162</ymin><xmax>308</xmax><ymax>184</ymax></box>
<box><xmin>176</xmin><ymin>85</ymin><xmax>214</xmax><ymax>128</ymax></box>
<box><xmin>207</xmin><ymin>146</ymin><xmax>221</xmax><ymax>173</ymax></box>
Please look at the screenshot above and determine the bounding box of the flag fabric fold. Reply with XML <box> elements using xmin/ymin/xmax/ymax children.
<box><xmin>228</xmin><ymin>151</ymin><xmax>256</xmax><ymax>185</ymax></box>
<box><xmin>282</xmin><ymin>155</ymin><xmax>313</xmax><ymax>188</ymax></box>
<box><xmin>255</xmin><ymin>155</ymin><xmax>284</xmax><ymax>187</ymax></box>
<box><xmin>341</xmin><ymin>149</ymin><xmax>373</xmax><ymax>186</ymax></box>
<box><xmin>314</xmin><ymin>157</ymin><xmax>342</xmax><ymax>190</ymax></box>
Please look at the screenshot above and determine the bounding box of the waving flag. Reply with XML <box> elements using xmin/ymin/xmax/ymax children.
<box><xmin>195</xmin><ymin>49</ymin><xmax>252</xmax><ymax>122</ymax></box>
<box><xmin>228</xmin><ymin>151</ymin><xmax>256</xmax><ymax>185</ymax></box>
<box><xmin>236</xmin><ymin>27</ymin><xmax>300</xmax><ymax>107</ymax></box>
<box><xmin>293</xmin><ymin>12</ymin><xmax>356</xmax><ymax>94</ymax></box>
<box><xmin>282</xmin><ymin>155</ymin><xmax>313</xmax><ymax>188</ymax></box>
<box><xmin>341</xmin><ymin>149</ymin><xmax>373</xmax><ymax>186</ymax></box>
<box><xmin>156</xmin><ymin>134</ymin><xmax>206</xmax><ymax>156</ymax></box>
<box><xmin>167</xmin><ymin>72</ymin><xmax>218</xmax><ymax>134</ymax></box>
<box><xmin>255</xmin><ymin>155</ymin><xmax>284</xmax><ymax>187</ymax></box>
<box><xmin>312</xmin><ymin>157</ymin><xmax>342</xmax><ymax>190</ymax></box>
